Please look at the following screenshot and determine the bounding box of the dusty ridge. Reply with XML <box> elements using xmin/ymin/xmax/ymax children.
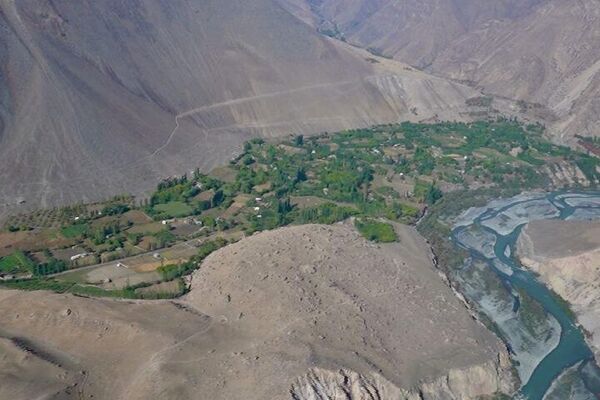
<box><xmin>183</xmin><ymin>222</ymin><xmax>513</xmax><ymax>399</ymax></box>
<box><xmin>0</xmin><ymin>223</ymin><xmax>513</xmax><ymax>399</ymax></box>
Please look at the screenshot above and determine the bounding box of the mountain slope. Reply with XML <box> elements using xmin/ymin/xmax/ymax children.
<box><xmin>285</xmin><ymin>0</ymin><xmax>547</xmax><ymax>67</ymax></box>
<box><xmin>284</xmin><ymin>0</ymin><xmax>600</xmax><ymax>142</ymax></box>
<box><xmin>432</xmin><ymin>0</ymin><xmax>600</xmax><ymax>142</ymax></box>
<box><xmin>0</xmin><ymin>0</ymin><xmax>477</xmax><ymax>216</ymax></box>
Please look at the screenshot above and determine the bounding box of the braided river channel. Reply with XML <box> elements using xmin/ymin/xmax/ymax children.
<box><xmin>451</xmin><ymin>191</ymin><xmax>600</xmax><ymax>399</ymax></box>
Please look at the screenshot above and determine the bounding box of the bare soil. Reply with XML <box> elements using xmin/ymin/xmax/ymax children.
<box><xmin>0</xmin><ymin>222</ymin><xmax>504</xmax><ymax>399</ymax></box>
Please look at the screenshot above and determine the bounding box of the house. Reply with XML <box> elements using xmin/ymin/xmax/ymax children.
<box><xmin>0</xmin><ymin>273</ymin><xmax>15</xmax><ymax>281</ymax></box>
<box><xmin>70</xmin><ymin>253</ymin><xmax>88</xmax><ymax>262</ymax></box>
<box><xmin>185</xmin><ymin>217</ymin><xmax>203</xmax><ymax>226</ymax></box>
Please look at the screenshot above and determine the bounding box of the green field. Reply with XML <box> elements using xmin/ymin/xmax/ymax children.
<box><xmin>61</xmin><ymin>223</ymin><xmax>89</xmax><ymax>238</ymax></box>
<box><xmin>153</xmin><ymin>202</ymin><xmax>193</xmax><ymax>218</ymax></box>
<box><xmin>0</xmin><ymin>251</ymin><xmax>36</xmax><ymax>274</ymax></box>
<box><xmin>355</xmin><ymin>219</ymin><xmax>398</xmax><ymax>243</ymax></box>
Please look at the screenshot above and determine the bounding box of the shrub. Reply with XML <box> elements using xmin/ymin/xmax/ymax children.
<box><xmin>102</xmin><ymin>203</ymin><xmax>131</xmax><ymax>216</ymax></box>
<box><xmin>292</xmin><ymin>203</ymin><xmax>357</xmax><ymax>225</ymax></box>
<box><xmin>354</xmin><ymin>219</ymin><xmax>398</xmax><ymax>243</ymax></box>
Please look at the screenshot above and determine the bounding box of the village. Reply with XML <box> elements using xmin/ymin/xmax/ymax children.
<box><xmin>0</xmin><ymin>119</ymin><xmax>597</xmax><ymax>298</ymax></box>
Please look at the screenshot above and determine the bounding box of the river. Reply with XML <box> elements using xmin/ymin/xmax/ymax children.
<box><xmin>451</xmin><ymin>191</ymin><xmax>600</xmax><ymax>400</ymax></box>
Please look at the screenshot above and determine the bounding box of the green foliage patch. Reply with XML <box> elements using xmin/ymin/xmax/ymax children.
<box><xmin>292</xmin><ymin>203</ymin><xmax>357</xmax><ymax>225</ymax></box>
<box><xmin>0</xmin><ymin>277</ymin><xmax>186</xmax><ymax>300</ymax></box>
<box><xmin>0</xmin><ymin>251</ymin><xmax>35</xmax><ymax>274</ymax></box>
<box><xmin>354</xmin><ymin>219</ymin><xmax>398</xmax><ymax>243</ymax></box>
<box><xmin>4</xmin><ymin>118</ymin><xmax>598</xmax><ymax>300</ymax></box>
<box><xmin>60</xmin><ymin>223</ymin><xmax>89</xmax><ymax>238</ymax></box>
<box><xmin>157</xmin><ymin>238</ymin><xmax>228</xmax><ymax>281</ymax></box>
<box><xmin>153</xmin><ymin>202</ymin><xmax>193</xmax><ymax>218</ymax></box>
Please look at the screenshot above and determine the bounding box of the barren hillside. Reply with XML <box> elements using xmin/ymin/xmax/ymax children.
<box><xmin>284</xmin><ymin>0</ymin><xmax>546</xmax><ymax>66</ymax></box>
<box><xmin>283</xmin><ymin>0</ymin><xmax>600</xmax><ymax>142</ymax></box>
<box><xmin>0</xmin><ymin>223</ymin><xmax>514</xmax><ymax>399</ymax></box>
<box><xmin>0</xmin><ymin>0</ymin><xmax>477</xmax><ymax>216</ymax></box>
<box><xmin>518</xmin><ymin>219</ymin><xmax>600</xmax><ymax>360</ymax></box>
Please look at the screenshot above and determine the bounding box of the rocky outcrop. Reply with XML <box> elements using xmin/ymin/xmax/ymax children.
<box><xmin>421</xmin><ymin>354</ymin><xmax>513</xmax><ymax>400</ymax></box>
<box><xmin>291</xmin><ymin>368</ymin><xmax>405</xmax><ymax>400</ymax></box>
<box><xmin>185</xmin><ymin>222</ymin><xmax>516</xmax><ymax>399</ymax></box>
<box><xmin>291</xmin><ymin>353</ymin><xmax>513</xmax><ymax>400</ymax></box>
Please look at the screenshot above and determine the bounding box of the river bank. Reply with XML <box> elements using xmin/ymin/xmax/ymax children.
<box><xmin>518</xmin><ymin>217</ymin><xmax>600</xmax><ymax>363</ymax></box>
<box><xmin>421</xmin><ymin>190</ymin><xmax>600</xmax><ymax>400</ymax></box>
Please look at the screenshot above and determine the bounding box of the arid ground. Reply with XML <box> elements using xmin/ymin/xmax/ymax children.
<box><xmin>0</xmin><ymin>223</ymin><xmax>513</xmax><ymax>399</ymax></box>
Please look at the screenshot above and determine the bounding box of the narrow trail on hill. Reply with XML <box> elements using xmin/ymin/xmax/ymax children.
<box><xmin>149</xmin><ymin>76</ymin><xmax>380</xmax><ymax>158</ymax></box>
<box><xmin>3</xmin><ymin>76</ymin><xmax>378</xmax><ymax>194</ymax></box>
<box><xmin>139</xmin><ymin>257</ymin><xmax>405</xmax><ymax>370</ymax></box>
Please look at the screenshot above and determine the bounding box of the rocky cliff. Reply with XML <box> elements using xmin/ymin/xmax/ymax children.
<box><xmin>291</xmin><ymin>356</ymin><xmax>513</xmax><ymax>400</ymax></box>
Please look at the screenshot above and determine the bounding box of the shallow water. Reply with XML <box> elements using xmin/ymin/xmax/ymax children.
<box><xmin>452</xmin><ymin>191</ymin><xmax>600</xmax><ymax>400</ymax></box>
